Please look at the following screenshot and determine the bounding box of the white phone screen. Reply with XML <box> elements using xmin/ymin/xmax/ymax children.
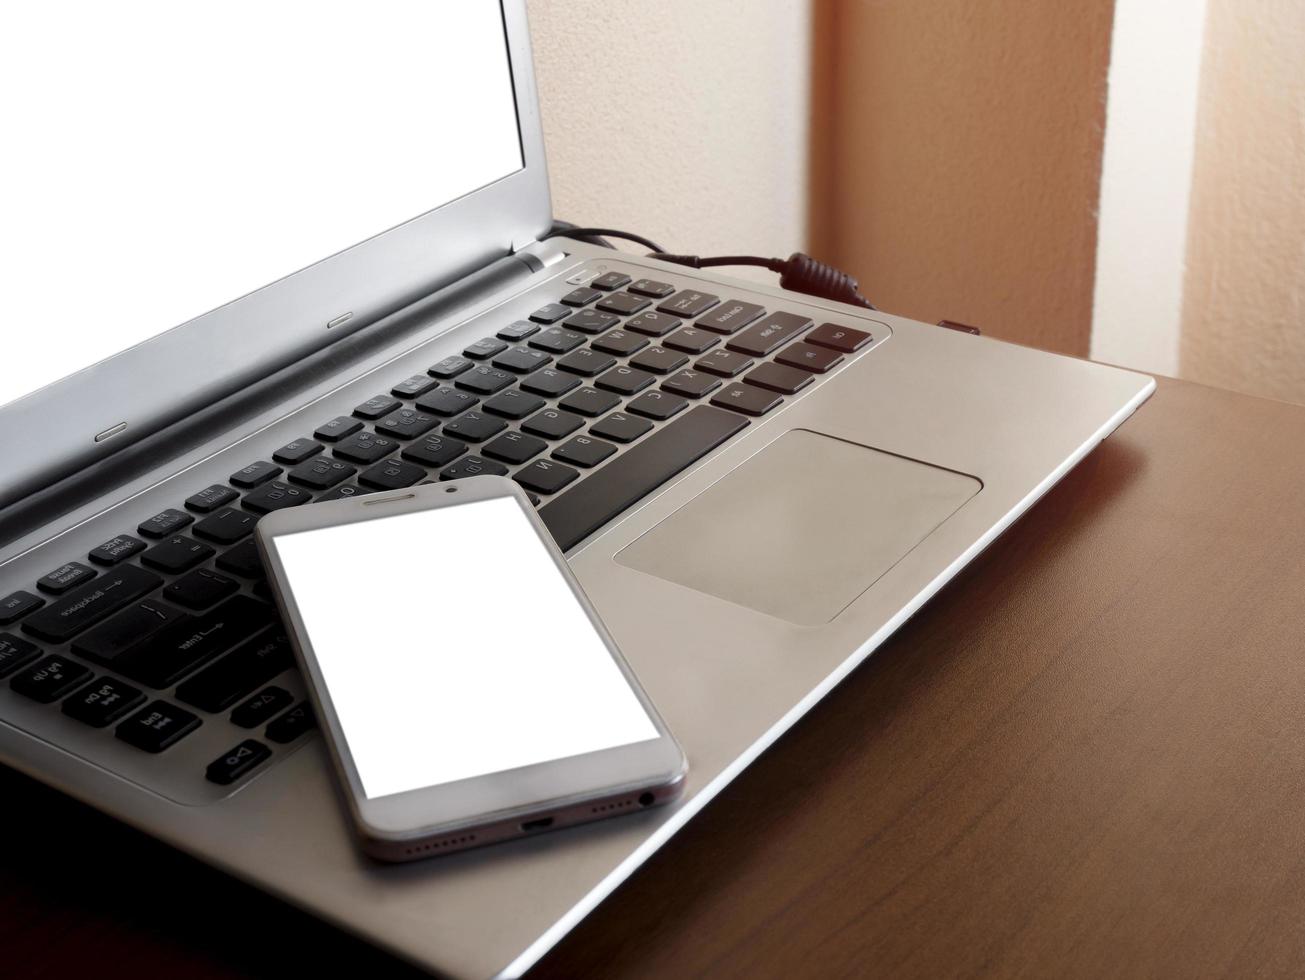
<box><xmin>271</xmin><ymin>494</ymin><xmax>659</xmax><ymax>800</ymax></box>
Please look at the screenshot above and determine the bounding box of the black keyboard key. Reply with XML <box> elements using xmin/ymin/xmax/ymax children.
<box><xmin>72</xmin><ymin>599</ymin><xmax>186</xmax><ymax>665</ymax></box>
<box><xmin>271</xmin><ymin>438</ymin><xmax>324</xmax><ymax>465</ymax></box>
<box><xmin>164</xmin><ymin>568</ymin><xmax>239</xmax><ymax>610</ymax></box>
<box><xmin>520</xmin><ymin>367</ymin><xmax>581</xmax><ymax>398</ymax></box>
<box><xmin>242</xmin><ymin>481</ymin><xmax>312</xmax><ymax>514</ymax></box>
<box><xmin>497</xmin><ymin>319</ymin><xmax>540</xmax><ymax>341</ymax></box>
<box><xmin>358</xmin><ymin>458</ymin><xmax>426</xmax><ymax>491</ymax></box>
<box><xmin>401</xmin><ymin>435</ymin><xmax>467</xmax><ymax>468</ymax></box>
<box><xmin>455</xmin><ymin>365</ymin><xmax>516</xmax><ymax>395</ymax></box>
<box><xmin>626</xmin><ymin>389</ymin><xmax>689</xmax><ymax>421</ymax></box>
<box><xmin>630</xmin><ymin>346</ymin><xmax>689</xmax><ymax>375</ymax></box>
<box><xmin>776</xmin><ymin>342</ymin><xmax>843</xmax><ymax>373</ymax></box>
<box><xmin>591</xmin><ymin>329</ymin><xmax>649</xmax><ymax>357</ymax></box>
<box><xmin>482</xmin><ymin>389</ymin><xmax>547</xmax><ymax>421</ymax></box>
<box><xmin>185</xmin><ymin>484</ymin><xmax>239</xmax><ymax>513</ymax></box>
<box><xmin>230</xmin><ymin>460</ymin><xmax>282</xmax><ymax>489</ymax></box>
<box><xmin>215</xmin><ymin>540</ymin><xmax>265</xmax><ymax>579</ymax></box>
<box><xmin>559</xmin><ymin>386</ymin><xmax>620</xmax><ymax>418</ymax></box>
<box><xmin>594</xmin><ymin>365</ymin><xmax>655</xmax><ymax>396</ymax></box>
<box><xmin>176</xmin><ymin>628</ymin><xmax>292</xmax><ymax>712</ymax></box>
<box><xmin>353</xmin><ymin>395</ymin><xmax>402</xmax><ymax>420</ymax></box>
<box><xmin>663</xmin><ymin>328</ymin><xmax>720</xmax><ymax>354</ymax></box>
<box><xmin>193</xmin><ymin>507</ymin><xmax>258</xmax><ymax>544</ymax></box>
<box><xmin>21</xmin><ymin>566</ymin><xmax>162</xmax><ymax>643</ymax></box>
<box><xmin>662</xmin><ymin>369</ymin><xmax>722</xmax><ymax>399</ymax></box>
<box><xmin>556</xmin><ymin>347</ymin><xmax>617</xmax><ymax>377</ymax></box>
<box><xmin>316</xmin><ymin>485</ymin><xmax>369</xmax><ymax>501</ymax></box>
<box><xmin>428</xmin><ymin>355</ymin><xmax>474</xmax><ymax>379</ymax></box>
<box><xmin>697</xmin><ymin>300</ymin><xmax>766</xmax><ymax>334</ymax></box>
<box><xmin>711</xmin><ymin>382</ymin><xmax>784</xmax><ymax>416</ymax></box>
<box><xmin>266</xmin><ymin>702</ymin><xmax>315</xmax><ymax>744</ymax></box>
<box><xmin>696</xmin><ymin>349</ymin><xmax>755</xmax><ymax>377</ymax></box>
<box><xmin>230</xmin><ymin>685</ymin><xmax>293</xmax><ymax>728</ymax></box>
<box><xmin>625</xmin><ymin>310</ymin><xmax>680</xmax><ymax>337</ymax></box>
<box><xmin>529</xmin><ymin>303</ymin><xmax>571</xmax><ymax>324</ymax></box>
<box><xmin>492</xmin><ymin>347</ymin><xmax>552</xmax><ymax>373</ymax></box>
<box><xmin>590</xmin><ymin>411</ymin><xmax>653</xmax><ymax>444</ymax></box>
<box><xmin>288</xmin><ymin>456</ymin><xmax>356</xmax><ymax>490</ymax></box>
<box><xmin>521</xmin><ymin>408</ymin><xmax>585</xmax><ymax>440</ymax></box>
<box><xmin>560</xmin><ymin>287</ymin><xmax>601</xmax><ymax>307</ymax></box>
<box><xmin>375</xmin><ymin>407</ymin><xmax>440</xmax><ymax>440</ymax></box>
<box><xmin>540</xmin><ymin>405</ymin><xmax>748</xmax><ymax>550</ymax></box>
<box><xmin>483</xmin><ymin>431</ymin><xmax>548</xmax><ymax>465</ymax></box>
<box><xmin>528</xmin><ymin>327</ymin><xmax>587</xmax><ymax>355</ymax></box>
<box><xmin>62</xmin><ymin>677</ymin><xmax>146</xmax><ymax>727</ymax></box>
<box><xmin>314</xmin><ymin>416</ymin><xmax>363</xmax><ymax>442</ymax></box>
<box><xmin>807</xmin><ymin>322</ymin><xmax>873</xmax><ymax>352</ymax></box>
<box><xmin>390</xmin><ymin>375</ymin><xmax>438</xmax><ymax>399</ymax></box>
<box><xmin>596</xmin><ymin>292</ymin><xmax>650</xmax><ymax>316</ymax></box>
<box><xmin>563</xmin><ymin>309</ymin><xmax>620</xmax><ymax>334</ymax></box>
<box><xmin>11</xmin><ymin>656</ymin><xmax>92</xmax><ymax>703</ymax></box>
<box><xmin>628</xmin><ymin>278</ymin><xmax>675</xmax><ymax>298</ymax></box>
<box><xmin>0</xmin><ymin>633</ymin><xmax>41</xmax><ymax>678</ymax></box>
<box><xmin>742</xmin><ymin>361</ymin><xmax>815</xmax><ymax>394</ymax></box>
<box><xmin>0</xmin><ymin>591</ymin><xmax>44</xmax><ymax>626</ymax></box>
<box><xmin>416</xmin><ymin>386</ymin><xmax>480</xmax><ymax>417</ymax></box>
<box><xmin>116</xmin><ymin>700</ymin><xmax>201</xmax><ymax>752</ymax></box>
<box><xmin>138</xmin><ymin>508</ymin><xmax>194</xmax><ymax>539</ymax></box>
<box><xmin>118</xmin><ymin>595</ymin><xmax>272</xmax><ymax>688</ymax></box>
<box><xmin>439</xmin><ymin>455</ymin><xmax>509</xmax><ymax>481</ymax></box>
<box><xmin>88</xmin><ymin>534</ymin><xmax>146</xmax><ymax>566</ymax></box>
<box><xmin>515</xmin><ymin>459</ymin><xmax>580</xmax><ymax>495</ymax></box>
<box><xmin>464</xmin><ymin>337</ymin><xmax>509</xmax><ymax>360</ymax></box>
<box><xmin>590</xmin><ymin>271</ymin><xmax>632</xmax><ymax>291</ymax></box>
<box><xmin>658</xmin><ymin>290</ymin><xmax>719</xmax><ymax>318</ymax></box>
<box><xmin>553</xmin><ymin>435</ymin><xmax>617</xmax><ymax>468</ymax></box>
<box><xmin>141</xmin><ymin>536</ymin><xmax>215</xmax><ymax>574</ymax></box>
<box><xmin>206</xmin><ymin>739</ymin><xmax>273</xmax><ymax>785</ymax></box>
<box><xmin>37</xmin><ymin>562</ymin><xmax>97</xmax><ymax>595</ymax></box>
<box><xmin>443</xmin><ymin>411</ymin><xmax>507</xmax><ymax>442</ymax></box>
<box><xmin>334</xmin><ymin>430</ymin><xmax>402</xmax><ymax>464</ymax></box>
<box><xmin>726</xmin><ymin>312</ymin><xmax>813</xmax><ymax>356</ymax></box>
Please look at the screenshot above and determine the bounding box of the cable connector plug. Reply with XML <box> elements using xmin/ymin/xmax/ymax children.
<box><xmin>654</xmin><ymin>251</ymin><xmax>876</xmax><ymax>310</ymax></box>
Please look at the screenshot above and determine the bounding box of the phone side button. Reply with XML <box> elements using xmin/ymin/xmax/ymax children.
<box><xmin>205</xmin><ymin>739</ymin><xmax>272</xmax><ymax>785</ymax></box>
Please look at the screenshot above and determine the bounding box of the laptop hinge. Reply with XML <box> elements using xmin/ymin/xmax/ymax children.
<box><xmin>511</xmin><ymin>237</ymin><xmax>566</xmax><ymax>272</ymax></box>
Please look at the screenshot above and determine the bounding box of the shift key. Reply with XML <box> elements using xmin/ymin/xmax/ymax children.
<box><xmin>176</xmin><ymin>629</ymin><xmax>293</xmax><ymax>713</ymax></box>
<box><xmin>111</xmin><ymin>595</ymin><xmax>272</xmax><ymax>689</ymax></box>
<box><xmin>22</xmin><ymin>566</ymin><xmax>162</xmax><ymax>643</ymax></box>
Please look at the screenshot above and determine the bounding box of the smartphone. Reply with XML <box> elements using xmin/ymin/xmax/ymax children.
<box><xmin>255</xmin><ymin>476</ymin><xmax>686</xmax><ymax>861</ymax></box>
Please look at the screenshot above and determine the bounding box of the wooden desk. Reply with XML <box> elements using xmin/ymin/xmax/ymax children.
<box><xmin>5</xmin><ymin>377</ymin><xmax>1305</xmax><ymax>977</ymax></box>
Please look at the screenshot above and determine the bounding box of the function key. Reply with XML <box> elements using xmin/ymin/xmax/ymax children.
<box><xmin>594</xmin><ymin>365</ymin><xmax>655</xmax><ymax>396</ymax></box>
<box><xmin>663</xmin><ymin>328</ymin><xmax>720</xmax><ymax>354</ymax></box>
<box><xmin>514</xmin><ymin>459</ymin><xmax>580</xmax><ymax>495</ymax></box>
<box><xmin>185</xmin><ymin>484</ymin><xmax>240</xmax><ymax>513</ymax></box>
<box><xmin>206</xmin><ymin>739</ymin><xmax>273</xmax><ymax>785</ymax></box>
<box><xmin>358</xmin><ymin>459</ymin><xmax>426</xmax><ymax>491</ymax></box>
<box><xmin>560</xmin><ymin>287</ymin><xmax>602</xmax><ymax>307</ymax></box>
<box><xmin>428</xmin><ymin>355</ymin><xmax>474</xmax><ymax>379</ymax></box>
<box><xmin>628</xmin><ymin>278</ymin><xmax>675</xmax><ymax>298</ymax></box>
<box><xmin>353</xmin><ymin>395</ymin><xmax>402</xmax><ymax>420</ymax></box>
<box><xmin>590</xmin><ymin>412</ymin><xmax>653</xmax><ymax>444</ymax></box>
<box><xmin>266</xmin><ymin>702</ymin><xmax>316</xmax><ymax>744</ymax></box>
<box><xmin>230</xmin><ymin>685</ymin><xmax>294</xmax><ymax>728</ymax></box>
<box><xmin>455</xmin><ymin>366</ymin><xmax>517</xmax><ymax>396</ymax></box>
<box><xmin>662</xmin><ymin>370</ymin><xmax>722</xmax><ymax>399</ymax></box>
<box><xmin>556</xmin><ymin>348</ymin><xmax>617</xmax><ymax>377</ymax></box>
<box><xmin>528</xmin><ymin>327</ymin><xmax>587</xmax><ymax>355</ymax></box>
<box><xmin>591</xmin><ymin>329</ymin><xmax>649</xmax><ymax>357</ymax></box>
<box><xmin>657</xmin><ymin>290</ymin><xmax>719</xmax><ymax>318</ymax></box>
<box><xmin>464</xmin><ymin>337</ymin><xmax>509</xmax><ymax>360</ymax></box>
<box><xmin>806</xmin><ymin>322</ymin><xmax>873</xmax><ymax>352</ymax></box>
<box><xmin>0</xmin><ymin>633</ymin><xmax>41</xmax><ymax>678</ymax></box>
<box><xmin>163</xmin><ymin>568</ymin><xmax>239</xmax><ymax>610</ymax></box>
<box><xmin>520</xmin><ymin>367</ymin><xmax>582</xmax><ymax>398</ymax></box>
<box><xmin>553</xmin><ymin>435</ymin><xmax>617</xmax><ymax>468</ymax></box>
<box><xmin>415</xmin><ymin>386</ymin><xmax>479</xmax><ymax>417</ymax></box>
<box><xmin>563</xmin><ymin>309</ymin><xmax>620</xmax><ymax>334</ymax></box>
<box><xmin>400</xmin><ymin>435</ymin><xmax>467</xmax><ymax>469</ymax></box>
<box><xmin>528</xmin><ymin>303</ymin><xmax>571</xmax><ymax>324</ymax></box>
<box><xmin>375</xmin><ymin>408</ymin><xmax>440</xmax><ymax>440</ymax></box>
<box><xmin>314</xmin><ymin>416</ymin><xmax>363</xmax><ymax>442</ymax></box>
<box><xmin>743</xmin><ymin>361</ymin><xmax>816</xmax><ymax>395</ymax></box>
<box><xmin>492</xmin><ymin>347</ymin><xmax>552</xmax><ymax>373</ymax></box>
<box><xmin>138</xmin><ymin>508</ymin><xmax>194</xmax><ymax>538</ymax></box>
<box><xmin>710</xmin><ymin>382</ymin><xmax>784</xmax><ymax>417</ymax></box>
<box><xmin>11</xmin><ymin>655</ymin><xmax>92</xmax><ymax>703</ymax></box>
<box><xmin>626</xmin><ymin>389</ymin><xmax>689</xmax><ymax>421</ymax></box>
<box><xmin>695</xmin><ymin>349</ymin><xmax>754</xmax><ymax>377</ymax></box>
<box><xmin>334</xmin><ymin>431</ymin><xmax>402</xmax><ymax>465</ymax></box>
<box><xmin>62</xmin><ymin>676</ymin><xmax>146</xmax><ymax>727</ymax></box>
<box><xmin>776</xmin><ymin>342</ymin><xmax>844</xmax><ymax>374</ymax></box>
<box><xmin>241</xmin><ymin>482</ymin><xmax>312</xmax><ymax>515</ymax></box>
<box><xmin>558</xmin><ymin>386</ymin><xmax>620</xmax><ymax>418</ymax></box>
<box><xmin>595</xmin><ymin>293</ymin><xmax>650</xmax><ymax>316</ymax></box>
<box><xmin>390</xmin><ymin>375</ymin><xmax>438</xmax><ymax>399</ymax></box>
<box><xmin>141</xmin><ymin>535</ymin><xmax>215</xmax><ymax>573</ymax></box>
<box><xmin>37</xmin><ymin>562</ymin><xmax>97</xmax><ymax>595</ymax></box>
<box><xmin>116</xmin><ymin>700</ymin><xmax>201</xmax><ymax>753</ymax></box>
<box><xmin>271</xmin><ymin>438</ymin><xmax>324</xmax><ymax>465</ymax></box>
<box><xmin>725</xmin><ymin>312</ymin><xmax>813</xmax><ymax>357</ymax></box>
<box><xmin>625</xmin><ymin>310</ymin><xmax>681</xmax><ymax>337</ymax></box>
<box><xmin>590</xmin><ymin>271</ymin><xmax>632</xmax><ymax>291</ymax></box>
<box><xmin>287</xmin><ymin>456</ymin><xmax>356</xmax><ymax>491</ymax></box>
<box><xmin>630</xmin><ymin>346</ymin><xmax>689</xmax><ymax>375</ymax></box>
<box><xmin>229</xmin><ymin>460</ymin><xmax>282</xmax><ymax>488</ymax></box>
<box><xmin>697</xmin><ymin>300</ymin><xmax>766</xmax><ymax>334</ymax></box>
<box><xmin>0</xmin><ymin>591</ymin><xmax>45</xmax><ymax>627</ymax></box>
<box><xmin>498</xmin><ymin>319</ymin><xmax>540</xmax><ymax>341</ymax></box>
<box><xmin>439</xmin><ymin>455</ymin><xmax>509</xmax><ymax>481</ymax></box>
<box><xmin>88</xmin><ymin>535</ymin><xmax>146</xmax><ymax>567</ymax></box>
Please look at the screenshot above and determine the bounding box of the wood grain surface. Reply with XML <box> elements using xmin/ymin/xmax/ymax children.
<box><xmin>5</xmin><ymin>376</ymin><xmax>1305</xmax><ymax>978</ymax></box>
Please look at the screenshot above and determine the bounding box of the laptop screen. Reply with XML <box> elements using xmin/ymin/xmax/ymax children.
<box><xmin>0</xmin><ymin>1</ymin><xmax>523</xmax><ymax>412</ymax></box>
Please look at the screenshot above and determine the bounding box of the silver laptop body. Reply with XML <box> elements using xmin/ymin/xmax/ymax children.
<box><xmin>0</xmin><ymin>3</ymin><xmax>1153</xmax><ymax>977</ymax></box>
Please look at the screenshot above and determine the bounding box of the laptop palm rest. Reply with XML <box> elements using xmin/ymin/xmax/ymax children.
<box><xmin>615</xmin><ymin>429</ymin><xmax>982</xmax><ymax>626</ymax></box>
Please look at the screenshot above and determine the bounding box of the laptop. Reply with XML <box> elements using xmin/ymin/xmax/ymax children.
<box><xmin>0</xmin><ymin>3</ymin><xmax>1153</xmax><ymax>977</ymax></box>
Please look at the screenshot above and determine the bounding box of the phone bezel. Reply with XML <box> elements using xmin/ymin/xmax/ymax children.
<box><xmin>255</xmin><ymin>476</ymin><xmax>686</xmax><ymax>844</ymax></box>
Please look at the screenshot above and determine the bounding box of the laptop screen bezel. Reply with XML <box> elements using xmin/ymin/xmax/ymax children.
<box><xmin>0</xmin><ymin>0</ymin><xmax>550</xmax><ymax>509</ymax></box>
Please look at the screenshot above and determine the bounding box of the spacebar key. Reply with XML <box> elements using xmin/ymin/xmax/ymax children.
<box><xmin>539</xmin><ymin>405</ymin><xmax>748</xmax><ymax>551</ymax></box>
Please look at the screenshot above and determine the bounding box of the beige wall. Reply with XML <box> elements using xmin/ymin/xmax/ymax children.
<box><xmin>1180</xmin><ymin>0</ymin><xmax>1305</xmax><ymax>405</ymax></box>
<box><xmin>525</xmin><ymin>0</ymin><xmax>811</xmax><ymax>262</ymax></box>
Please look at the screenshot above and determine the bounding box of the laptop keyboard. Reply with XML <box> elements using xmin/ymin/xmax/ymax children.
<box><xmin>0</xmin><ymin>264</ymin><xmax>883</xmax><ymax>803</ymax></box>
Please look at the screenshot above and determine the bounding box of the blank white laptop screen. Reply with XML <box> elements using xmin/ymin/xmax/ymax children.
<box><xmin>0</xmin><ymin>1</ymin><xmax>523</xmax><ymax>410</ymax></box>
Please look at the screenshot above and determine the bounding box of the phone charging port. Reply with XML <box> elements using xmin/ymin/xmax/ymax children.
<box><xmin>520</xmin><ymin>816</ymin><xmax>554</xmax><ymax>832</ymax></box>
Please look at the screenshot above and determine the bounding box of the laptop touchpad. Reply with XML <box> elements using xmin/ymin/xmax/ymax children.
<box><xmin>615</xmin><ymin>429</ymin><xmax>981</xmax><ymax>626</ymax></box>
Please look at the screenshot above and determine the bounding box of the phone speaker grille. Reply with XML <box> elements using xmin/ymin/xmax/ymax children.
<box><xmin>405</xmin><ymin>833</ymin><xmax>477</xmax><ymax>856</ymax></box>
<box><xmin>591</xmin><ymin>798</ymin><xmax>636</xmax><ymax>815</ymax></box>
